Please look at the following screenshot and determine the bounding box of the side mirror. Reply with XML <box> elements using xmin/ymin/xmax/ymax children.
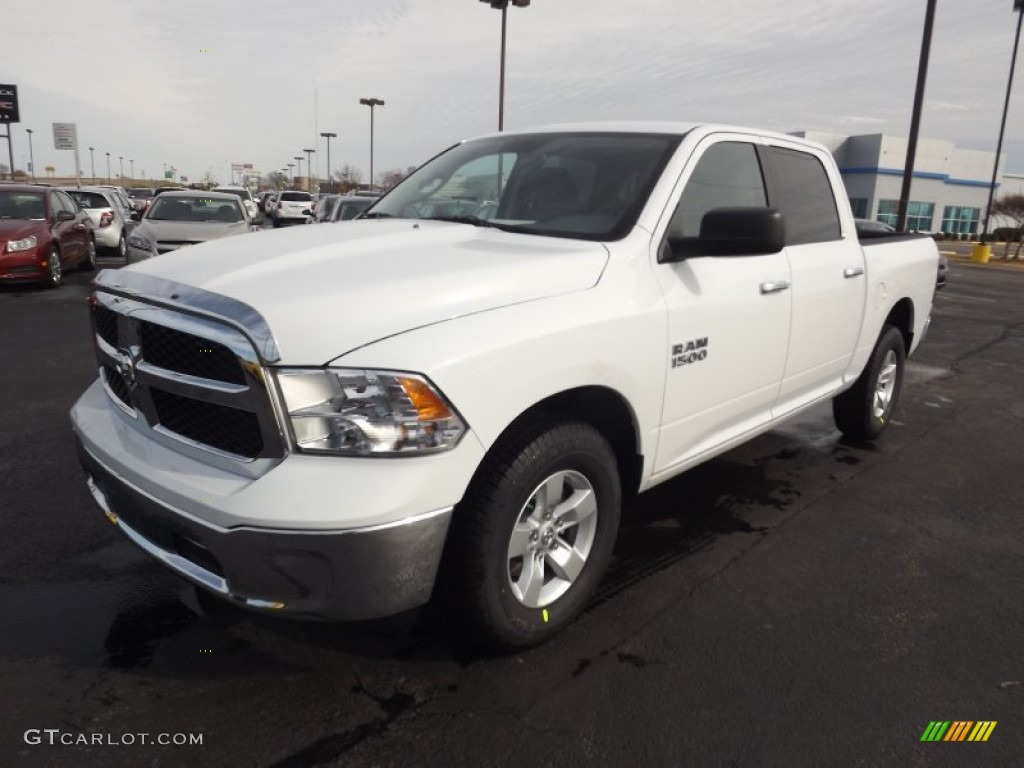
<box><xmin>56</xmin><ymin>210</ymin><xmax>76</xmax><ymax>222</ymax></box>
<box><xmin>664</xmin><ymin>207</ymin><xmax>785</xmax><ymax>261</ymax></box>
<box><xmin>130</xmin><ymin>211</ymin><xmax>141</xmax><ymax>221</ymax></box>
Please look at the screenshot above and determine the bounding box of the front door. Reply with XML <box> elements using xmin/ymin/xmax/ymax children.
<box><xmin>651</xmin><ymin>137</ymin><xmax>792</xmax><ymax>477</ymax></box>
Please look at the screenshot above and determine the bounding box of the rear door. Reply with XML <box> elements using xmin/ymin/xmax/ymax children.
<box><xmin>50</xmin><ymin>191</ymin><xmax>86</xmax><ymax>261</ymax></box>
<box><xmin>650</xmin><ymin>136</ymin><xmax>792</xmax><ymax>475</ymax></box>
<box><xmin>761</xmin><ymin>142</ymin><xmax>867</xmax><ymax>418</ymax></box>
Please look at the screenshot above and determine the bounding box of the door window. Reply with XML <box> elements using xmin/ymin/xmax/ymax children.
<box><xmin>765</xmin><ymin>147</ymin><xmax>841</xmax><ymax>245</ymax></box>
<box><xmin>667</xmin><ymin>141</ymin><xmax>768</xmax><ymax>238</ymax></box>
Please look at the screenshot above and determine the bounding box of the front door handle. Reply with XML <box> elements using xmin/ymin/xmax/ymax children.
<box><xmin>759</xmin><ymin>280</ymin><xmax>791</xmax><ymax>295</ymax></box>
<box><xmin>843</xmin><ymin>266</ymin><xmax>865</xmax><ymax>278</ymax></box>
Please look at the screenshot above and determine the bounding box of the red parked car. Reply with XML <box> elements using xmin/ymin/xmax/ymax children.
<box><xmin>0</xmin><ymin>184</ymin><xmax>96</xmax><ymax>288</ymax></box>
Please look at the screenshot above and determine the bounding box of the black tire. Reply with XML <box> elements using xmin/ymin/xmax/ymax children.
<box><xmin>112</xmin><ymin>232</ymin><xmax>127</xmax><ymax>260</ymax></box>
<box><xmin>45</xmin><ymin>246</ymin><xmax>62</xmax><ymax>289</ymax></box>
<box><xmin>833</xmin><ymin>325</ymin><xmax>906</xmax><ymax>441</ymax></box>
<box><xmin>81</xmin><ymin>237</ymin><xmax>97</xmax><ymax>271</ymax></box>
<box><xmin>443</xmin><ymin>416</ymin><xmax>621</xmax><ymax>649</ymax></box>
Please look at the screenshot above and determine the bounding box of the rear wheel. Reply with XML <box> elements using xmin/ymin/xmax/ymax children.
<box><xmin>45</xmin><ymin>247</ymin><xmax>63</xmax><ymax>289</ymax></box>
<box><xmin>113</xmin><ymin>232</ymin><xmax>127</xmax><ymax>259</ymax></box>
<box><xmin>833</xmin><ymin>325</ymin><xmax>906</xmax><ymax>441</ymax></box>
<box><xmin>81</xmin><ymin>237</ymin><xmax>97</xmax><ymax>271</ymax></box>
<box><xmin>443</xmin><ymin>417</ymin><xmax>621</xmax><ymax>649</ymax></box>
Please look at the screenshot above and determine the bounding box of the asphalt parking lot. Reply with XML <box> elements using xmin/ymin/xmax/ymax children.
<box><xmin>0</xmin><ymin>261</ymin><xmax>1021</xmax><ymax>767</ymax></box>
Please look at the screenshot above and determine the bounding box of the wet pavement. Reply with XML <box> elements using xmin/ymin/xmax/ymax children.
<box><xmin>1</xmin><ymin>262</ymin><xmax>1022</xmax><ymax>766</ymax></box>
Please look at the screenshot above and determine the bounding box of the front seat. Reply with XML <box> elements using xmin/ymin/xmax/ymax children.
<box><xmin>514</xmin><ymin>167</ymin><xmax>579</xmax><ymax>221</ymax></box>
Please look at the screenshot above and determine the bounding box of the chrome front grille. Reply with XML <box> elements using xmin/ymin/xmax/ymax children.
<box><xmin>89</xmin><ymin>289</ymin><xmax>285</xmax><ymax>463</ymax></box>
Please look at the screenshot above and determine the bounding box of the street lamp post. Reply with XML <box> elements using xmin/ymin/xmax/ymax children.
<box><xmin>982</xmin><ymin>0</ymin><xmax>1024</xmax><ymax>239</ymax></box>
<box><xmin>294</xmin><ymin>156</ymin><xmax>304</xmax><ymax>189</ymax></box>
<box><xmin>26</xmin><ymin>128</ymin><xmax>35</xmax><ymax>182</ymax></box>
<box><xmin>130</xmin><ymin>158</ymin><xmax>134</xmax><ymax>181</ymax></box>
<box><xmin>320</xmin><ymin>132</ymin><xmax>336</xmax><ymax>191</ymax></box>
<box><xmin>89</xmin><ymin>147</ymin><xmax>95</xmax><ymax>183</ymax></box>
<box><xmin>479</xmin><ymin>0</ymin><xmax>530</xmax><ymax>131</ymax></box>
<box><xmin>119</xmin><ymin>155</ymin><xmax>124</xmax><ymax>183</ymax></box>
<box><xmin>359</xmin><ymin>97</ymin><xmax>385</xmax><ymax>190</ymax></box>
<box><xmin>303</xmin><ymin>148</ymin><xmax>315</xmax><ymax>193</ymax></box>
<box><xmin>896</xmin><ymin>0</ymin><xmax>937</xmax><ymax>233</ymax></box>
<box><xmin>105</xmin><ymin>152</ymin><xmax>111</xmax><ymax>184</ymax></box>
<box><xmin>287</xmin><ymin>163</ymin><xmax>295</xmax><ymax>186</ymax></box>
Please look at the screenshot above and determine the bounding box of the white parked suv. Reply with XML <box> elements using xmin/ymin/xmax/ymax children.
<box><xmin>270</xmin><ymin>190</ymin><xmax>314</xmax><ymax>226</ymax></box>
<box><xmin>71</xmin><ymin>123</ymin><xmax>939</xmax><ymax>649</ymax></box>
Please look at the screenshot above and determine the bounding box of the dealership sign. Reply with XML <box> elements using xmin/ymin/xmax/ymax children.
<box><xmin>0</xmin><ymin>84</ymin><xmax>18</xmax><ymax>123</ymax></box>
<box><xmin>53</xmin><ymin>123</ymin><xmax>78</xmax><ymax>150</ymax></box>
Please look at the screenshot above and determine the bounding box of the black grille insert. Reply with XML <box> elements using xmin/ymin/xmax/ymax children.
<box><xmin>140</xmin><ymin>323</ymin><xmax>245</xmax><ymax>384</ymax></box>
<box><xmin>151</xmin><ymin>388</ymin><xmax>263</xmax><ymax>458</ymax></box>
<box><xmin>93</xmin><ymin>303</ymin><xmax>120</xmax><ymax>348</ymax></box>
<box><xmin>102</xmin><ymin>364</ymin><xmax>132</xmax><ymax>406</ymax></box>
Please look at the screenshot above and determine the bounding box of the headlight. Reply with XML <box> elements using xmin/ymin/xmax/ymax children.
<box><xmin>6</xmin><ymin>235</ymin><xmax>37</xmax><ymax>253</ymax></box>
<box><xmin>127</xmin><ymin>234</ymin><xmax>152</xmax><ymax>250</ymax></box>
<box><xmin>276</xmin><ymin>369</ymin><xmax>467</xmax><ymax>455</ymax></box>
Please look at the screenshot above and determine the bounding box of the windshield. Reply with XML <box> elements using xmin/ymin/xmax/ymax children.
<box><xmin>0</xmin><ymin>191</ymin><xmax>46</xmax><ymax>220</ymax></box>
<box><xmin>129</xmin><ymin>189</ymin><xmax>154</xmax><ymax>199</ymax></box>
<box><xmin>147</xmin><ymin>196</ymin><xmax>244</xmax><ymax>222</ymax></box>
<box><xmin>281</xmin><ymin>192</ymin><xmax>311</xmax><ymax>202</ymax></box>
<box><xmin>369</xmin><ymin>132</ymin><xmax>682</xmax><ymax>240</ymax></box>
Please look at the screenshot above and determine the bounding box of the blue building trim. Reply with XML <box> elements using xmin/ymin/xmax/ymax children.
<box><xmin>838</xmin><ymin>166</ymin><xmax>998</xmax><ymax>188</ymax></box>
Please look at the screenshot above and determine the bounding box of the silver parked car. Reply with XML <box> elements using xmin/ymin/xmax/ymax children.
<box><xmin>62</xmin><ymin>186</ymin><xmax>136</xmax><ymax>257</ymax></box>
<box><xmin>126</xmin><ymin>190</ymin><xmax>254</xmax><ymax>263</ymax></box>
<box><xmin>329</xmin><ymin>195</ymin><xmax>377</xmax><ymax>222</ymax></box>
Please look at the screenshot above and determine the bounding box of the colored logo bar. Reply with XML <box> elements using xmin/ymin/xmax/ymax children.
<box><xmin>920</xmin><ymin>721</ymin><xmax>997</xmax><ymax>742</ymax></box>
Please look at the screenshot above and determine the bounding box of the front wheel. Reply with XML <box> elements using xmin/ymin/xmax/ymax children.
<box><xmin>443</xmin><ymin>417</ymin><xmax>621</xmax><ymax>649</ymax></box>
<box><xmin>833</xmin><ymin>325</ymin><xmax>906</xmax><ymax>441</ymax></box>
<box><xmin>45</xmin><ymin>247</ymin><xmax>63</xmax><ymax>289</ymax></box>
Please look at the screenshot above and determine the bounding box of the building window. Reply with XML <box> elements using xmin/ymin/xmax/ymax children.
<box><xmin>941</xmin><ymin>206</ymin><xmax>981</xmax><ymax>235</ymax></box>
<box><xmin>849</xmin><ymin>197</ymin><xmax>868</xmax><ymax>218</ymax></box>
<box><xmin>907</xmin><ymin>201</ymin><xmax>934</xmax><ymax>232</ymax></box>
<box><xmin>877</xmin><ymin>199</ymin><xmax>899</xmax><ymax>227</ymax></box>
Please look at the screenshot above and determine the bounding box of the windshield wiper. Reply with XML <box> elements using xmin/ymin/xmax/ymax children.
<box><xmin>424</xmin><ymin>215</ymin><xmax>499</xmax><ymax>228</ymax></box>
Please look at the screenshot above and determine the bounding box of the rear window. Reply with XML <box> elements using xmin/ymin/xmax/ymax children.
<box><xmin>213</xmin><ymin>188</ymin><xmax>252</xmax><ymax>201</ymax></box>
<box><xmin>281</xmin><ymin>192</ymin><xmax>312</xmax><ymax>202</ymax></box>
<box><xmin>66</xmin><ymin>191</ymin><xmax>111</xmax><ymax>209</ymax></box>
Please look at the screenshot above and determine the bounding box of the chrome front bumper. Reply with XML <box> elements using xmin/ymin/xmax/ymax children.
<box><xmin>77</xmin><ymin>438</ymin><xmax>452</xmax><ymax>621</ymax></box>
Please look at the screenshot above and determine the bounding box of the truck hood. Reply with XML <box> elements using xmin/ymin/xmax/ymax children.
<box><xmin>124</xmin><ymin>220</ymin><xmax>609</xmax><ymax>364</ymax></box>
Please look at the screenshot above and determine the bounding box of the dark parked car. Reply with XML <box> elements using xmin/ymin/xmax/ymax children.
<box><xmin>0</xmin><ymin>185</ymin><xmax>96</xmax><ymax>288</ymax></box>
<box><xmin>127</xmin><ymin>187</ymin><xmax>156</xmax><ymax>215</ymax></box>
<box><xmin>329</xmin><ymin>195</ymin><xmax>377</xmax><ymax>222</ymax></box>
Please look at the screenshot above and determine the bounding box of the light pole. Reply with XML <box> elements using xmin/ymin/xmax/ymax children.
<box><xmin>89</xmin><ymin>147</ymin><xmax>95</xmax><ymax>182</ymax></box>
<box><xmin>105</xmin><ymin>152</ymin><xmax>111</xmax><ymax>184</ymax></box>
<box><xmin>294</xmin><ymin>156</ymin><xmax>304</xmax><ymax>189</ymax></box>
<box><xmin>287</xmin><ymin>163</ymin><xmax>295</xmax><ymax>186</ymax></box>
<box><xmin>129</xmin><ymin>158</ymin><xmax>134</xmax><ymax>181</ymax></box>
<box><xmin>25</xmin><ymin>128</ymin><xmax>34</xmax><ymax>182</ymax></box>
<box><xmin>896</xmin><ymin>0</ymin><xmax>936</xmax><ymax>232</ymax></box>
<box><xmin>304</xmin><ymin>148</ymin><xmax>315</xmax><ymax>193</ymax></box>
<box><xmin>118</xmin><ymin>155</ymin><xmax>124</xmax><ymax>182</ymax></box>
<box><xmin>320</xmin><ymin>132</ymin><xmax>336</xmax><ymax>191</ymax></box>
<box><xmin>983</xmin><ymin>0</ymin><xmax>1024</xmax><ymax>239</ymax></box>
<box><xmin>479</xmin><ymin>0</ymin><xmax>530</xmax><ymax>131</ymax></box>
<box><xmin>359</xmin><ymin>97</ymin><xmax>385</xmax><ymax>190</ymax></box>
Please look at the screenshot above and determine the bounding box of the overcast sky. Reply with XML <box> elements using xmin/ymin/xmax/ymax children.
<box><xmin>3</xmin><ymin>0</ymin><xmax>1023</xmax><ymax>185</ymax></box>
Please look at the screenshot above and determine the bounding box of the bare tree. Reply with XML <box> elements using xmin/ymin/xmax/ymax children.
<box><xmin>375</xmin><ymin>168</ymin><xmax>407</xmax><ymax>191</ymax></box>
<box><xmin>990</xmin><ymin>194</ymin><xmax>1024</xmax><ymax>259</ymax></box>
<box><xmin>333</xmin><ymin>164</ymin><xmax>363</xmax><ymax>192</ymax></box>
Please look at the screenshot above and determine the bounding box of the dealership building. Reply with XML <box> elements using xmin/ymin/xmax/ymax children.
<box><xmin>795</xmin><ymin>131</ymin><xmax>1013</xmax><ymax>235</ymax></box>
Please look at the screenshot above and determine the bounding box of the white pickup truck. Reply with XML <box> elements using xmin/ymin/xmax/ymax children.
<box><xmin>72</xmin><ymin>123</ymin><xmax>939</xmax><ymax>648</ymax></box>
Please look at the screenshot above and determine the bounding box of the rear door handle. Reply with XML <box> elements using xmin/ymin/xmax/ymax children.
<box><xmin>843</xmin><ymin>266</ymin><xmax>865</xmax><ymax>278</ymax></box>
<box><xmin>759</xmin><ymin>280</ymin><xmax>791</xmax><ymax>295</ymax></box>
